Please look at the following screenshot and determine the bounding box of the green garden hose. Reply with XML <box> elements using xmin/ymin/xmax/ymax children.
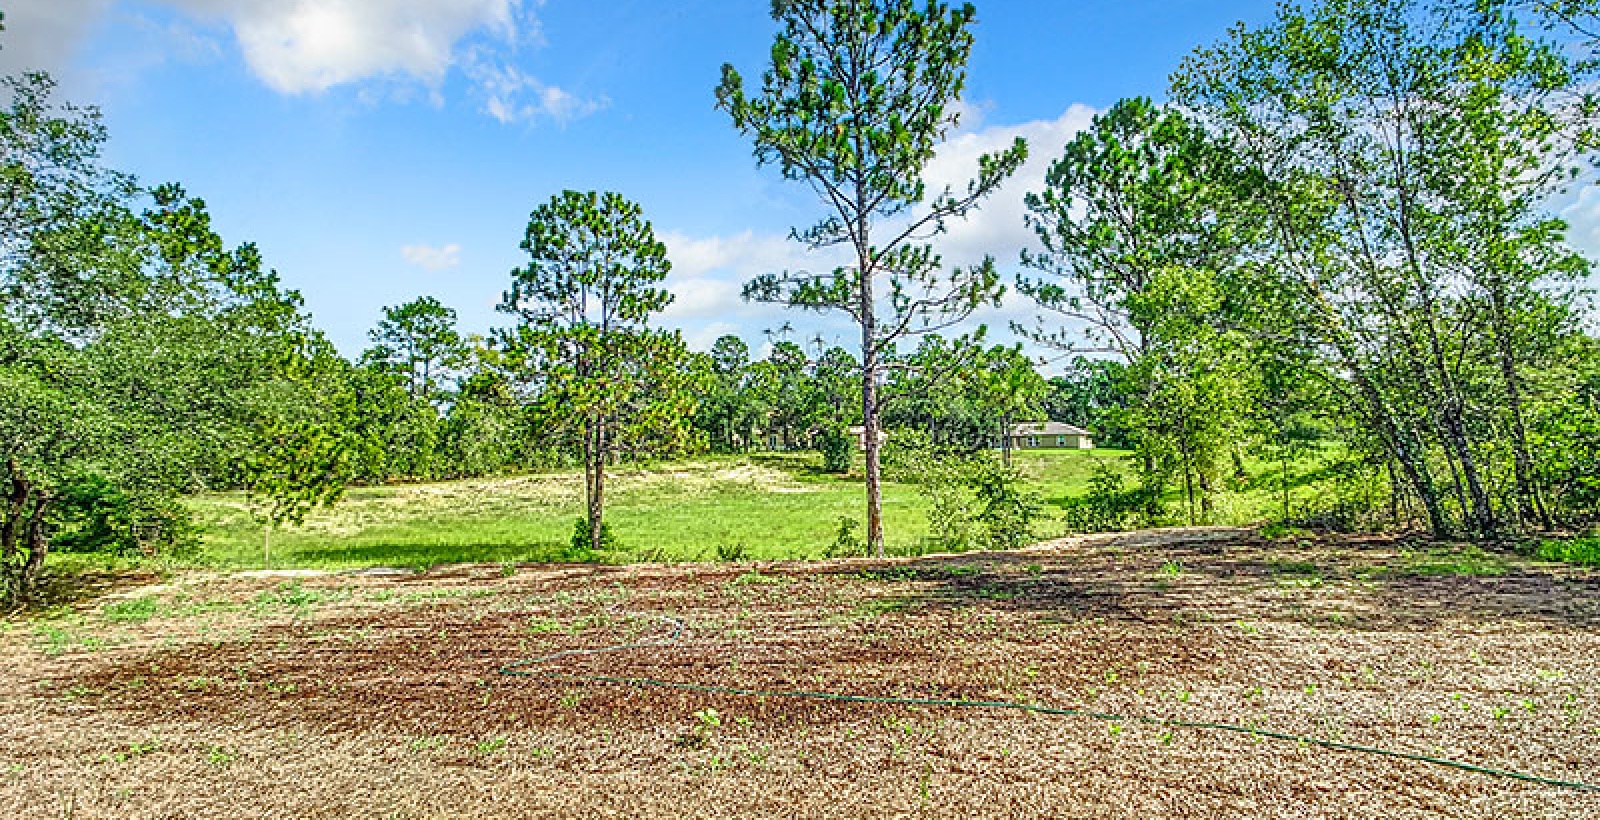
<box><xmin>498</xmin><ymin>612</ymin><xmax>1600</xmax><ymax>793</ymax></box>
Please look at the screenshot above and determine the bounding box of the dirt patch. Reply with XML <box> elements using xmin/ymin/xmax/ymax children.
<box><xmin>3</xmin><ymin>531</ymin><xmax>1598</xmax><ymax>818</ymax></box>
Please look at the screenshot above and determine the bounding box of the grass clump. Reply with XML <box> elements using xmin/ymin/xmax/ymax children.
<box><xmin>101</xmin><ymin>596</ymin><xmax>160</xmax><ymax>623</ymax></box>
<box><xmin>1535</xmin><ymin>536</ymin><xmax>1600</xmax><ymax>567</ymax></box>
<box><xmin>252</xmin><ymin>581</ymin><xmax>333</xmax><ymax>614</ymax></box>
<box><xmin>1390</xmin><ymin>546</ymin><xmax>1507</xmax><ymax>578</ymax></box>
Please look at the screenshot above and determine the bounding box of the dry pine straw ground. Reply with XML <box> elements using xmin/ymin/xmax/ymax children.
<box><xmin>3</xmin><ymin>529</ymin><xmax>1600</xmax><ymax>819</ymax></box>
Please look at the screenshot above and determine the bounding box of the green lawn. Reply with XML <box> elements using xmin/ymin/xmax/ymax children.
<box><xmin>181</xmin><ymin>450</ymin><xmax>1134</xmax><ymax>569</ymax></box>
<box><xmin>174</xmin><ymin>446</ymin><xmax>1349</xmax><ymax>570</ymax></box>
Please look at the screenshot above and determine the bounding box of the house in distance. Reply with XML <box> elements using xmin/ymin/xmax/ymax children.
<box><xmin>1007</xmin><ymin>421</ymin><xmax>1095</xmax><ymax>450</ymax></box>
<box><xmin>847</xmin><ymin>425</ymin><xmax>890</xmax><ymax>451</ymax></box>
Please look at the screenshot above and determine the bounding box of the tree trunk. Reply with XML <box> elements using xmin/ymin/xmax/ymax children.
<box><xmin>19</xmin><ymin>495</ymin><xmax>51</xmax><ymax>606</ymax></box>
<box><xmin>1490</xmin><ymin>290</ymin><xmax>1550</xmax><ymax>531</ymax></box>
<box><xmin>3</xmin><ymin>467</ymin><xmax>30</xmax><ymax>606</ymax></box>
<box><xmin>862</xmin><ymin>353</ymin><xmax>884</xmax><ymax>559</ymax></box>
<box><xmin>1340</xmin><ymin>349</ymin><xmax>1449</xmax><ymax>537</ymax></box>
<box><xmin>1439</xmin><ymin>402</ymin><xmax>1496</xmax><ymax>536</ymax></box>
<box><xmin>1401</xmin><ymin>444</ymin><xmax>1446</xmax><ymax>537</ymax></box>
<box><xmin>1437</xmin><ymin>421</ymin><xmax>1470</xmax><ymax>523</ymax></box>
<box><xmin>1000</xmin><ymin>414</ymin><xmax>1012</xmax><ymax>468</ymax></box>
<box><xmin>262</xmin><ymin>522</ymin><xmax>272</xmax><ymax>568</ymax></box>
<box><xmin>1281</xmin><ymin>443</ymin><xmax>1292</xmax><ymax>524</ymax></box>
<box><xmin>1387</xmin><ymin>459</ymin><xmax>1401</xmax><ymax>528</ymax></box>
<box><xmin>2</xmin><ymin>468</ymin><xmax>26</xmax><ymax>569</ymax></box>
<box><xmin>589</xmin><ymin>417</ymin><xmax>607</xmax><ymax>554</ymax></box>
<box><xmin>1180</xmin><ymin>439</ymin><xmax>1197</xmax><ymax>527</ymax></box>
<box><xmin>859</xmin><ymin>202</ymin><xmax>884</xmax><ymax>557</ymax></box>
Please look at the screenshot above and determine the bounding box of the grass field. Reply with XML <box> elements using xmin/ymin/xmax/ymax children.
<box><xmin>182</xmin><ymin>450</ymin><xmax>1141</xmax><ymax>570</ymax></box>
<box><xmin>7</xmin><ymin>530</ymin><xmax>1598</xmax><ymax>818</ymax></box>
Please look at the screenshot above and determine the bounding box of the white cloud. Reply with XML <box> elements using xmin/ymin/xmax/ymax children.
<box><xmin>401</xmin><ymin>242</ymin><xmax>462</xmax><ymax>271</ymax></box>
<box><xmin>920</xmin><ymin>103</ymin><xmax>1099</xmax><ymax>271</ymax></box>
<box><xmin>168</xmin><ymin>0</ymin><xmax>522</xmax><ymax>94</ymax></box>
<box><xmin>5</xmin><ymin>1</ymin><xmax>599</xmax><ymax>125</ymax></box>
<box><xmin>651</xmin><ymin>106</ymin><xmax>1101</xmax><ymax>370</ymax></box>
<box><xmin>663</xmin><ymin>230</ymin><xmax>819</xmax><ymax>281</ymax></box>
<box><xmin>0</xmin><ymin>0</ymin><xmax>117</xmax><ymax>75</ymax></box>
<box><xmin>464</xmin><ymin>55</ymin><xmax>606</xmax><ymax>125</ymax></box>
<box><xmin>683</xmin><ymin>321</ymin><xmax>742</xmax><ymax>353</ymax></box>
<box><xmin>1560</xmin><ymin>185</ymin><xmax>1600</xmax><ymax>262</ymax></box>
<box><xmin>657</xmin><ymin>229</ymin><xmax>855</xmax><ymax>331</ymax></box>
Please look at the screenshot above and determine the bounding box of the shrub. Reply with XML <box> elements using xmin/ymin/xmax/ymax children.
<box><xmin>51</xmin><ymin>474</ymin><xmax>200</xmax><ymax>560</ymax></box>
<box><xmin>886</xmin><ymin>433</ymin><xmax>1040</xmax><ymax>551</ymax></box>
<box><xmin>817</xmin><ymin>424</ymin><xmax>853</xmax><ymax>474</ymax></box>
<box><xmin>1280</xmin><ymin>457</ymin><xmax>1390</xmax><ymax>533</ymax></box>
<box><xmin>886</xmin><ymin>434</ymin><xmax>978</xmax><ymax>549</ymax></box>
<box><xmin>1060</xmin><ymin>463</ymin><xmax>1162</xmax><ymax>533</ymax></box>
<box><xmin>826</xmin><ymin>517</ymin><xmax>863</xmax><ymax>558</ymax></box>
<box><xmin>568</xmin><ymin>517</ymin><xmax>618</xmax><ymax>559</ymax></box>
<box><xmin>969</xmin><ymin>460</ymin><xmax>1040</xmax><ymax>551</ymax></box>
<box><xmin>1535</xmin><ymin>536</ymin><xmax>1600</xmax><ymax>567</ymax></box>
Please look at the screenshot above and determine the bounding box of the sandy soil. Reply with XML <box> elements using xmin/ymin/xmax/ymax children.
<box><xmin>3</xmin><ymin>529</ymin><xmax>1598</xmax><ymax>819</ymax></box>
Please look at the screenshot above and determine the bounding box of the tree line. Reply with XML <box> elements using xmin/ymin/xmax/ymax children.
<box><xmin>6</xmin><ymin>0</ymin><xmax>1600</xmax><ymax>604</ymax></box>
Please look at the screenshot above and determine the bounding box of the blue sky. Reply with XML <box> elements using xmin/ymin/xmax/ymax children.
<box><xmin>7</xmin><ymin>1</ymin><xmax>1594</xmax><ymax>367</ymax></box>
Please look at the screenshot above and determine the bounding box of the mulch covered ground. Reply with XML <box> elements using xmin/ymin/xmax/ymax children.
<box><xmin>3</xmin><ymin>529</ymin><xmax>1598</xmax><ymax>818</ymax></box>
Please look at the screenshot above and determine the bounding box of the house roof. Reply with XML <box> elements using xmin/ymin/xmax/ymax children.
<box><xmin>1009</xmin><ymin>421</ymin><xmax>1092</xmax><ymax>437</ymax></box>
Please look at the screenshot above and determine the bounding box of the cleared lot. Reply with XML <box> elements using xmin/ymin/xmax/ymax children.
<box><xmin>4</xmin><ymin>530</ymin><xmax>1599</xmax><ymax>818</ymax></box>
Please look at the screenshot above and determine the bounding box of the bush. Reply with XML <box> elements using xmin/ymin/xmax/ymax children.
<box><xmin>817</xmin><ymin>424</ymin><xmax>853</xmax><ymax>474</ymax></box>
<box><xmin>1060</xmin><ymin>463</ymin><xmax>1162</xmax><ymax>533</ymax></box>
<box><xmin>568</xmin><ymin>517</ymin><xmax>618</xmax><ymax>559</ymax></box>
<box><xmin>1535</xmin><ymin>536</ymin><xmax>1600</xmax><ymax>567</ymax></box>
<box><xmin>1282</xmin><ymin>457</ymin><xmax>1390</xmax><ymax>533</ymax></box>
<box><xmin>51</xmin><ymin>474</ymin><xmax>200</xmax><ymax>560</ymax></box>
<box><xmin>968</xmin><ymin>460</ymin><xmax>1040</xmax><ymax>551</ymax></box>
<box><xmin>1260</xmin><ymin>522</ymin><xmax>1315</xmax><ymax>541</ymax></box>
<box><xmin>826</xmin><ymin>517</ymin><xmax>863</xmax><ymax>558</ymax></box>
<box><xmin>879</xmin><ymin>428</ymin><xmax>936</xmax><ymax>478</ymax></box>
<box><xmin>886</xmin><ymin>433</ymin><xmax>1040</xmax><ymax>551</ymax></box>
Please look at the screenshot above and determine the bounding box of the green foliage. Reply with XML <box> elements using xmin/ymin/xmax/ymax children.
<box><xmin>1535</xmin><ymin>536</ymin><xmax>1600</xmax><ymax>567</ymax></box>
<box><xmin>1533</xmin><ymin>337</ymin><xmax>1600</xmax><ymax>522</ymax></box>
<box><xmin>885</xmin><ymin>431</ymin><xmax>976</xmax><ymax>549</ymax></box>
<box><xmin>1061</xmin><ymin>462</ymin><xmax>1163</xmax><ymax>534</ymax></box>
<box><xmin>888</xmin><ymin>432</ymin><xmax>1040</xmax><ymax>551</ymax></box>
<box><xmin>364</xmin><ymin>296</ymin><xmax>464</xmax><ymax>402</ymax></box>
<box><xmin>0</xmin><ymin>70</ymin><xmax>343</xmax><ymax>602</ymax></box>
<box><xmin>1260</xmin><ymin>523</ymin><xmax>1315</xmax><ymax>541</ymax></box>
<box><xmin>1020</xmin><ymin>96</ymin><xmax>1256</xmax><ymax>525</ymax></box>
<box><xmin>974</xmin><ymin>343</ymin><xmax>1048</xmax><ymax>465</ymax></box>
<box><xmin>50</xmin><ymin>474</ymin><xmax>199</xmax><ymax>559</ymax></box>
<box><xmin>695</xmin><ymin>335</ymin><xmax>762</xmax><ymax>453</ymax></box>
<box><xmin>817</xmin><ymin>424</ymin><xmax>853</xmax><ymax>473</ymax></box>
<box><xmin>501</xmin><ymin>190</ymin><xmax>698</xmax><ymax>554</ymax></box>
<box><xmin>1173</xmin><ymin>0</ymin><xmax>1595</xmax><ymax>537</ymax></box>
<box><xmin>714</xmin><ymin>541</ymin><xmax>748</xmax><ymax>562</ymax></box>
<box><xmin>239</xmin><ymin>371</ymin><xmax>356</xmax><ymax>563</ymax></box>
<box><xmin>719</xmin><ymin>0</ymin><xmax>1026</xmax><ymax>556</ymax></box>
<box><xmin>568</xmin><ymin>516</ymin><xmax>618</xmax><ymax>559</ymax></box>
<box><xmin>880</xmin><ymin>333</ymin><xmax>991</xmax><ymax>449</ymax></box>
<box><xmin>1043</xmin><ymin>358</ymin><xmax>1134</xmax><ymax>450</ymax></box>
<box><xmin>1281</xmin><ymin>457</ymin><xmax>1391</xmax><ymax>534</ymax></box>
<box><xmin>967</xmin><ymin>459</ymin><xmax>1040</xmax><ymax>551</ymax></box>
<box><xmin>827</xmin><ymin>516</ymin><xmax>864</xmax><ymax>558</ymax></box>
